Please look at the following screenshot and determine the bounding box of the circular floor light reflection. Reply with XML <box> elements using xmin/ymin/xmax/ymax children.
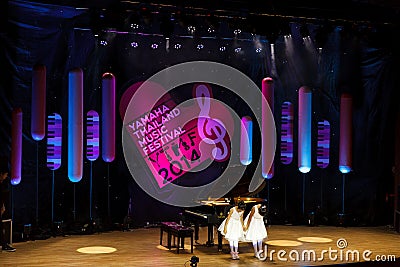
<box><xmin>266</xmin><ymin>240</ymin><xmax>303</xmax><ymax>247</ymax></box>
<box><xmin>77</xmin><ymin>246</ymin><xmax>117</xmax><ymax>254</ymax></box>
<box><xmin>297</xmin><ymin>237</ymin><xmax>333</xmax><ymax>243</ymax></box>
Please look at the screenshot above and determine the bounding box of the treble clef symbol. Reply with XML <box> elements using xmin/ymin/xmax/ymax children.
<box><xmin>195</xmin><ymin>84</ymin><xmax>229</xmax><ymax>161</ymax></box>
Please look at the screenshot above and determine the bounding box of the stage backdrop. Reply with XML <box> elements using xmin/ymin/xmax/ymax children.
<box><xmin>0</xmin><ymin>0</ymin><xmax>399</xmax><ymax>227</ymax></box>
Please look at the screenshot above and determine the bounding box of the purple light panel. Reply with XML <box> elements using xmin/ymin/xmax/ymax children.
<box><xmin>262</xmin><ymin>77</ymin><xmax>274</xmax><ymax>179</ymax></box>
<box><xmin>31</xmin><ymin>64</ymin><xmax>46</xmax><ymax>141</ymax></box>
<box><xmin>280</xmin><ymin>101</ymin><xmax>293</xmax><ymax>164</ymax></box>
<box><xmin>317</xmin><ymin>120</ymin><xmax>330</xmax><ymax>168</ymax></box>
<box><xmin>47</xmin><ymin>113</ymin><xmax>62</xmax><ymax>170</ymax></box>
<box><xmin>11</xmin><ymin>108</ymin><xmax>23</xmax><ymax>185</ymax></box>
<box><xmin>86</xmin><ymin>110</ymin><xmax>100</xmax><ymax>161</ymax></box>
<box><xmin>102</xmin><ymin>73</ymin><xmax>116</xmax><ymax>163</ymax></box>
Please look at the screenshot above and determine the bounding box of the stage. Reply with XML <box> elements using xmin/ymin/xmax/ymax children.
<box><xmin>1</xmin><ymin>225</ymin><xmax>399</xmax><ymax>266</ymax></box>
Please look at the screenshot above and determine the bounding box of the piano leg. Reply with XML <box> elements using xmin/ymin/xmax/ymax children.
<box><xmin>217</xmin><ymin>231</ymin><xmax>223</xmax><ymax>251</ymax></box>
<box><xmin>194</xmin><ymin>222</ymin><xmax>199</xmax><ymax>242</ymax></box>
<box><xmin>206</xmin><ymin>224</ymin><xmax>214</xmax><ymax>246</ymax></box>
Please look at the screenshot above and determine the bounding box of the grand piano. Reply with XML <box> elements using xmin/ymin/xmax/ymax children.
<box><xmin>183</xmin><ymin>197</ymin><xmax>265</xmax><ymax>251</ymax></box>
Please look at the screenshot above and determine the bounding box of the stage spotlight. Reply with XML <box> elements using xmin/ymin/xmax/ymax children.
<box><xmin>174</xmin><ymin>43</ymin><xmax>182</xmax><ymax>49</ymax></box>
<box><xmin>189</xmin><ymin>255</ymin><xmax>199</xmax><ymax>267</ymax></box>
<box><xmin>256</xmin><ymin>47</ymin><xmax>262</xmax><ymax>53</ymax></box>
<box><xmin>234</xmin><ymin>47</ymin><xmax>242</xmax><ymax>53</ymax></box>
<box><xmin>130</xmin><ymin>42</ymin><xmax>138</xmax><ymax>48</ymax></box>
<box><xmin>196</xmin><ymin>44</ymin><xmax>204</xmax><ymax>50</ymax></box>
<box><xmin>300</xmin><ymin>23</ymin><xmax>309</xmax><ymax>39</ymax></box>
<box><xmin>100</xmin><ymin>40</ymin><xmax>108</xmax><ymax>46</ymax></box>
<box><xmin>219</xmin><ymin>46</ymin><xmax>226</xmax><ymax>52</ymax></box>
<box><xmin>205</xmin><ymin>15</ymin><xmax>219</xmax><ymax>34</ymax></box>
<box><xmin>160</xmin><ymin>14</ymin><xmax>174</xmax><ymax>38</ymax></box>
<box><xmin>187</xmin><ymin>25</ymin><xmax>196</xmax><ymax>35</ymax></box>
<box><xmin>314</xmin><ymin>22</ymin><xmax>333</xmax><ymax>49</ymax></box>
<box><xmin>234</xmin><ymin>28</ymin><xmax>241</xmax><ymax>35</ymax></box>
<box><xmin>151</xmin><ymin>43</ymin><xmax>158</xmax><ymax>49</ymax></box>
<box><xmin>130</xmin><ymin>23</ymin><xmax>139</xmax><ymax>30</ymax></box>
<box><xmin>308</xmin><ymin>211</ymin><xmax>315</xmax><ymax>226</ymax></box>
<box><xmin>281</xmin><ymin>21</ymin><xmax>292</xmax><ymax>38</ymax></box>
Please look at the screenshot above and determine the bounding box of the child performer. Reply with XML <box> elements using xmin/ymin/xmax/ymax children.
<box><xmin>218</xmin><ymin>200</ymin><xmax>246</xmax><ymax>260</ymax></box>
<box><xmin>244</xmin><ymin>202</ymin><xmax>268</xmax><ymax>259</ymax></box>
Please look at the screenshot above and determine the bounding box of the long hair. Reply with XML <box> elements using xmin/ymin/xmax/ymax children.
<box><xmin>237</xmin><ymin>200</ymin><xmax>246</xmax><ymax>211</ymax></box>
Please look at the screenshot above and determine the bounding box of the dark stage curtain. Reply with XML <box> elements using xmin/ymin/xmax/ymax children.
<box><xmin>1</xmin><ymin>0</ymin><xmax>399</xmax><ymax>229</ymax></box>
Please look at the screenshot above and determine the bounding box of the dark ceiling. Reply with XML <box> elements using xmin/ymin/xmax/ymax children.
<box><xmin>8</xmin><ymin>0</ymin><xmax>400</xmax><ymax>25</ymax></box>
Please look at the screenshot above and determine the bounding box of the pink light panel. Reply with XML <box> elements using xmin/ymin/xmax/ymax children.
<box><xmin>262</xmin><ymin>77</ymin><xmax>274</xmax><ymax>179</ymax></box>
<box><xmin>339</xmin><ymin>93</ymin><xmax>352</xmax><ymax>173</ymax></box>
<box><xmin>11</xmin><ymin>108</ymin><xmax>23</xmax><ymax>185</ymax></box>
<box><xmin>31</xmin><ymin>64</ymin><xmax>46</xmax><ymax>141</ymax></box>
<box><xmin>102</xmin><ymin>73</ymin><xmax>116</xmax><ymax>163</ymax></box>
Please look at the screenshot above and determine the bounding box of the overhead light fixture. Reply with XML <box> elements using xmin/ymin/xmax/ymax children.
<box><xmin>234</xmin><ymin>47</ymin><xmax>242</xmax><ymax>53</ymax></box>
<box><xmin>300</xmin><ymin>23</ymin><xmax>310</xmax><ymax>39</ymax></box>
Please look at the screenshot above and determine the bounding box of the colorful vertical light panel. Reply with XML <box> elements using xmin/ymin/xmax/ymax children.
<box><xmin>31</xmin><ymin>64</ymin><xmax>46</xmax><ymax>141</ymax></box>
<box><xmin>68</xmin><ymin>68</ymin><xmax>83</xmax><ymax>182</ymax></box>
<box><xmin>298</xmin><ymin>86</ymin><xmax>312</xmax><ymax>173</ymax></box>
<box><xmin>240</xmin><ymin>116</ymin><xmax>253</xmax><ymax>165</ymax></box>
<box><xmin>102</xmin><ymin>73</ymin><xmax>116</xmax><ymax>163</ymax></box>
<box><xmin>339</xmin><ymin>93</ymin><xmax>352</xmax><ymax>173</ymax></box>
<box><xmin>47</xmin><ymin>113</ymin><xmax>62</xmax><ymax>170</ymax></box>
<box><xmin>11</xmin><ymin>108</ymin><xmax>23</xmax><ymax>185</ymax></box>
<box><xmin>262</xmin><ymin>77</ymin><xmax>274</xmax><ymax>179</ymax></box>
<box><xmin>280</xmin><ymin>101</ymin><xmax>293</xmax><ymax>164</ymax></box>
<box><xmin>317</xmin><ymin>120</ymin><xmax>330</xmax><ymax>168</ymax></box>
<box><xmin>86</xmin><ymin>110</ymin><xmax>100</xmax><ymax>161</ymax></box>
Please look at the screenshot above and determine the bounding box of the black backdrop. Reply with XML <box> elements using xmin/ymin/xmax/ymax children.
<box><xmin>1</xmin><ymin>0</ymin><xmax>399</xmax><ymax>230</ymax></box>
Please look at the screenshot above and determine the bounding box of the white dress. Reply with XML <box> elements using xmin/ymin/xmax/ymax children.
<box><xmin>218</xmin><ymin>207</ymin><xmax>245</xmax><ymax>241</ymax></box>
<box><xmin>244</xmin><ymin>205</ymin><xmax>267</xmax><ymax>241</ymax></box>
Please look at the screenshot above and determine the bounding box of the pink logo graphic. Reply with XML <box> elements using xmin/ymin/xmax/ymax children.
<box><xmin>121</xmin><ymin>81</ymin><xmax>233</xmax><ymax>188</ymax></box>
<box><xmin>195</xmin><ymin>84</ymin><xmax>229</xmax><ymax>162</ymax></box>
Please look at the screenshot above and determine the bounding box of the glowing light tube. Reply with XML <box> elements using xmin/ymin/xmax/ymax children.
<box><xmin>68</xmin><ymin>68</ymin><xmax>83</xmax><ymax>182</ymax></box>
<box><xmin>262</xmin><ymin>77</ymin><xmax>274</xmax><ymax>178</ymax></box>
<box><xmin>31</xmin><ymin>64</ymin><xmax>46</xmax><ymax>141</ymax></box>
<box><xmin>102</xmin><ymin>73</ymin><xmax>115</xmax><ymax>162</ymax></box>
<box><xmin>280</xmin><ymin>101</ymin><xmax>294</xmax><ymax>164</ymax></box>
<box><xmin>47</xmin><ymin>113</ymin><xmax>62</xmax><ymax>170</ymax></box>
<box><xmin>86</xmin><ymin>110</ymin><xmax>100</xmax><ymax>161</ymax></box>
<box><xmin>11</xmin><ymin>108</ymin><xmax>23</xmax><ymax>185</ymax></box>
<box><xmin>240</xmin><ymin>116</ymin><xmax>253</xmax><ymax>165</ymax></box>
<box><xmin>298</xmin><ymin>86</ymin><xmax>312</xmax><ymax>173</ymax></box>
<box><xmin>339</xmin><ymin>93</ymin><xmax>352</xmax><ymax>173</ymax></box>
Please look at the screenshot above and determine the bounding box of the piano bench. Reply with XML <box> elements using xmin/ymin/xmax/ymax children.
<box><xmin>160</xmin><ymin>222</ymin><xmax>194</xmax><ymax>254</ymax></box>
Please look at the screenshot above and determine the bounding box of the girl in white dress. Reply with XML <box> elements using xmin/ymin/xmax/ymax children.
<box><xmin>218</xmin><ymin>200</ymin><xmax>246</xmax><ymax>259</ymax></box>
<box><xmin>244</xmin><ymin>203</ymin><xmax>268</xmax><ymax>259</ymax></box>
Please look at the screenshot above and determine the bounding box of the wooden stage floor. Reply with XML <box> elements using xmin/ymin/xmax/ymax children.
<box><xmin>1</xmin><ymin>225</ymin><xmax>399</xmax><ymax>266</ymax></box>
